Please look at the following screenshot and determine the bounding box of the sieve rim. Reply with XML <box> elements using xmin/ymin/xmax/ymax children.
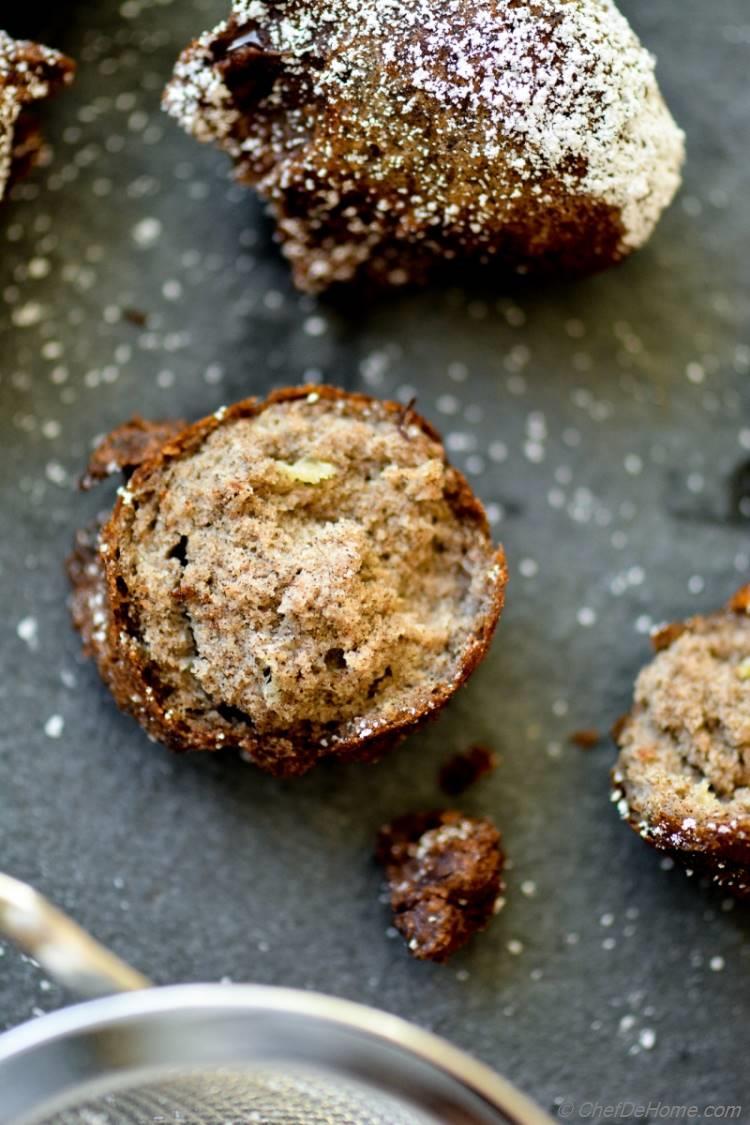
<box><xmin>0</xmin><ymin>983</ymin><xmax>553</xmax><ymax>1125</ymax></box>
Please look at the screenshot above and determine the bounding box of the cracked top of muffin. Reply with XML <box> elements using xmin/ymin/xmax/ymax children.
<box><xmin>164</xmin><ymin>0</ymin><xmax>684</xmax><ymax>292</ymax></box>
<box><xmin>71</xmin><ymin>387</ymin><xmax>506</xmax><ymax>776</ymax></box>
<box><xmin>0</xmin><ymin>31</ymin><xmax>75</xmax><ymax>201</ymax></box>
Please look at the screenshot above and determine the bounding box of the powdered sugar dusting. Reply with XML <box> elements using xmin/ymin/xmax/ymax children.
<box><xmin>165</xmin><ymin>0</ymin><xmax>684</xmax><ymax>290</ymax></box>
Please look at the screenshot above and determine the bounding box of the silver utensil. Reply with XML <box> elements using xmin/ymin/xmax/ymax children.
<box><xmin>0</xmin><ymin>872</ymin><xmax>553</xmax><ymax>1125</ymax></box>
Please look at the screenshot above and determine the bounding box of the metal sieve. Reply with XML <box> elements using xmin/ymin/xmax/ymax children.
<box><xmin>0</xmin><ymin>874</ymin><xmax>553</xmax><ymax>1125</ymax></box>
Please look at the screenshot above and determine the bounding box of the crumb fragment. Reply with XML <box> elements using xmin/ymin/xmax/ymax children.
<box><xmin>123</xmin><ymin>307</ymin><xmax>148</xmax><ymax>327</ymax></box>
<box><xmin>439</xmin><ymin>744</ymin><xmax>497</xmax><ymax>795</ymax></box>
<box><xmin>376</xmin><ymin>810</ymin><xmax>505</xmax><ymax>962</ymax></box>
<box><xmin>569</xmin><ymin>728</ymin><xmax>601</xmax><ymax>750</ymax></box>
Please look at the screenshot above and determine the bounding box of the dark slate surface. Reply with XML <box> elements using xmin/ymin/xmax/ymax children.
<box><xmin>1</xmin><ymin>1</ymin><xmax>749</xmax><ymax>1119</ymax></box>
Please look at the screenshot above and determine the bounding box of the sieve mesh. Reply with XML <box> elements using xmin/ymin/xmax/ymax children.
<box><xmin>33</xmin><ymin>1067</ymin><xmax>430</xmax><ymax>1125</ymax></box>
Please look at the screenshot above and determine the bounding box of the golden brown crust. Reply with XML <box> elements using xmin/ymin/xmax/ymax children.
<box><xmin>649</xmin><ymin>586</ymin><xmax>750</xmax><ymax>658</ymax></box>
<box><xmin>650</xmin><ymin>620</ymin><xmax>687</xmax><ymax>653</ymax></box>
<box><xmin>728</xmin><ymin>584</ymin><xmax>750</xmax><ymax>615</ymax></box>
<box><xmin>69</xmin><ymin>386</ymin><xmax>507</xmax><ymax>777</ymax></box>
<box><xmin>612</xmin><ymin>587</ymin><xmax>750</xmax><ymax>898</ymax></box>
<box><xmin>80</xmin><ymin>417</ymin><xmax>187</xmax><ymax>490</ymax></box>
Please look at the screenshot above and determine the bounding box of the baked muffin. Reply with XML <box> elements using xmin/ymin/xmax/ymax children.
<box><xmin>163</xmin><ymin>0</ymin><xmax>684</xmax><ymax>293</ymax></box>
<box><xmin>612</xmin><ymin>586</ymin><xmax>750</xmax><ymax>897</ymax></box>
<box><xmin>376</xmin><ymin>810</ymin><xmax>505</xmax><ymax>961</ymax></box>
<box><xmin>1</xmin><ymin>31</ymin><xmax>74</xmax><ymax>201</ymax></box>
<box><xmin>69</xmin><ymin>387</ymin><xmax>507</xmax><ymax>777</ymax></box>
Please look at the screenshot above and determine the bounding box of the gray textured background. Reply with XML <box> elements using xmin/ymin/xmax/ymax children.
<box><xmin>1</xmin><ymin>1</ymin><xmax>749</xmax><ymax>1118</ymax></box>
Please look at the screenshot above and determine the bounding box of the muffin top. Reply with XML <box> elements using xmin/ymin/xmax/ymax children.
<box><xmin>616</xmin><ymin>596</ymin><xmax>750</xmax><ymax>820</ymax></box>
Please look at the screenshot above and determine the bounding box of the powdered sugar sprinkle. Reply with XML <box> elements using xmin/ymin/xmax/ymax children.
<box><xmin>165</xmin><ymin>0</ymin><xmax>684</xmax><ymax>289</ymax></box>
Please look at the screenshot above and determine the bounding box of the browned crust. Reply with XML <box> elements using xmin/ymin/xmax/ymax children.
<box><xmin>3</xmin><ymin>40</ymin><xmax>75</xmax><ymax>191</ymax></box>
<box><xmin>728</xmin><ymin>584</ymin><xmax>750</xmax><ymax>615</ymax></box>
<box><xmin>650</xmin><ymin>621</ymin><xmax>687</xmax><ymax>653</ymax></box>
<box><xmin>610</xmin><ymin>776</ymin><xmax>750</xmax><ymax>900</ymax></box>
<box><xmin>164</xmin><ymin>16</ymin><xmax>632</xmax><ymax>294</ymax></box>
<box><xmin>80</xmin><ymin>417</ymin><xmax>187</xmax><ymax>490</ymax></box>
<box><xmin>649</xmin><ymin>585</ymin><xmax>750</xmax><ymax>657</ymax></box>
<box><xmin>610</xmin><ymin>713</ymin><xmax>629</xmax><ymax>744</ymax></box>
<box><xmin>612</xmin><ymin>587</ymin><xmax>750</xmax><ymax>898</ymax></box>
<box><xmin>67</xmin><ymin>524</ymin><xmax>104</xmax><ymax>658</ymax></box>
<box><xmin>1</xmin><ymin>38</ymin><xmax>75</xmax><ymax>94</ymax></box>
<box><xmin>376</xmin><ymin>809</ymin><xmax>505</xmax><ymax>962</ymax></box>
<box><xmin>69</xmin><ymin>386</ymin><xmax>507</xmax><ymax>777</ymax></box>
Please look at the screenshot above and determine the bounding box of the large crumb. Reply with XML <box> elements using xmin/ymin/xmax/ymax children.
<box><xmin>376</xmin><ymin>809</ymin><xmax>505</xmax><ymax>961</ymax></box>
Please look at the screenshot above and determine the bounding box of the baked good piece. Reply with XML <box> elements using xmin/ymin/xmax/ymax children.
<box><xmin>69</xmin><ymin>386</ymin><xmax>507</xmax><ymax>777</ymax></box>
<box><xmin>439</xmin><ymin>744</ymin><xmax>497</xmax><ymax>796</ymax></box>
<box><xmin>376</xmin><ymin>810</ymin><xmax>505</xmax><ymax>961</ymax></box>
<box><xmin>612</xmin><ymin>586</ymin><xmax>750</xmax><ymax>898</ymax></box>
<box><xmin>163</xmin><ymin>0</ymin><xmax>684</xmax><ymax>293</ymax></box>
<box><xmin>0</xmin><ymin>31</ymin><xmax>74</xmax><ymax>201</ymax></box>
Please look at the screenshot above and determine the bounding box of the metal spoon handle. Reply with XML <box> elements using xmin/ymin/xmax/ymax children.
<box><xmin>0</xmin><ymin>872</ymin><xmax>151</xmax><ymax>998</ymax></box>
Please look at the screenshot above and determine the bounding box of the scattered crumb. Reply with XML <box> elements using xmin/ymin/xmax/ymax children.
<box><xmin>569</xmin><ymin>728</ymin><xmax>601</xmax><ymax>750</ymax></box>
<box><xmin>123</xmin><ymin>307</ymin><xmax>148</xmax><ymax>327</ymax></box>
<box><xmin>439</xmin><ymin>744</ymin><xmax>498</xmax><ymax>795</ymax></box>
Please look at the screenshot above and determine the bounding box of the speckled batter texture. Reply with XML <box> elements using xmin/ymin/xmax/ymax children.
<box><xmin>613</xmin><ymin>587</ymin><xmax>750</xmax><ymax>898</ymax></box>
<box><xmin>69</xmin><ymin>386</ymin><xmax>506</xmax><ymax>777</ymax></box>
<box><xmin>376</xmin><ymin>810</ymin><xmax>505</xmax><ymax>962</ymax></box>
<box><xmin>163</xmin><ymin>0</ymin><xmax>684</xmax><ymax>292</ymax></box>
<box><xmin>0</xmin><ymin>31</ymin><xmax>74</xmax><ymax>201</ymax></box>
